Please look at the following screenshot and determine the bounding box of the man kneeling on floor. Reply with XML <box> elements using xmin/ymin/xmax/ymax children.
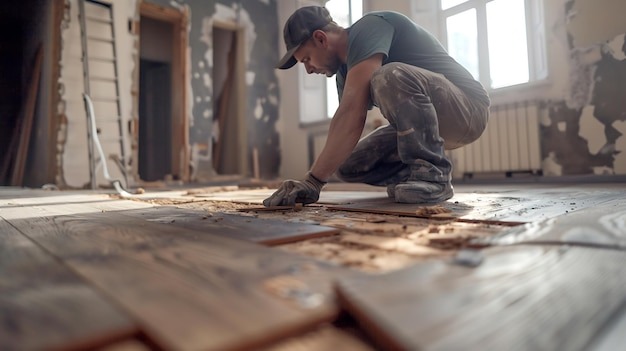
<box><xmin>264</xmin><ymin>6</ymin><xmax>490</xmax><ymax>207</ymax></box>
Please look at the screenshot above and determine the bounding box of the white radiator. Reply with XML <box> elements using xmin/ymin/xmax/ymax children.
<box><xmin>449</xmin><ymin>100</ymin><xmax>544</xmax><ymax>179</ymax></box>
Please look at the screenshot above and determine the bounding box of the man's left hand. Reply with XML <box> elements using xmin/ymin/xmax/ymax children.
<box><xmin>263</xmin><ymin>172</ymin><xmax>326</xmax><ymax>207</ymax></box>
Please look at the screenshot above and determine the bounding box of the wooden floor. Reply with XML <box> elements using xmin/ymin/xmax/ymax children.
<box><xmin>1</xmin><ymin>182</ymin><xmax>625</xmax><ymax>351</ymax></box>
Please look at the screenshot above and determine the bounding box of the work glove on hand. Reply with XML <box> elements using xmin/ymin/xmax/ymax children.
<box><xmin>263</xmin><ymin>172</ymin><xmax>326</xmax><ymax>207</ymax></box>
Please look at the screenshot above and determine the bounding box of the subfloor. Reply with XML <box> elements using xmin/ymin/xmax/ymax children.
<box><xmin>1</xmin><ymin>181</ymin><xmax>625</xmax><ymax>350</ymax></box>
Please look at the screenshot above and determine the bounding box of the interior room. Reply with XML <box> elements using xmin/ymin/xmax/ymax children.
<box><xmin>1</xmin><ymin>0</ymin><xmax>625</xmax><ymax>350</ymax></box>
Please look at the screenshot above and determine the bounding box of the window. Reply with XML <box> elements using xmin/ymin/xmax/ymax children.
<box><xmin>440</xmin><ymin>0</ymin><xmax>547</xmax><ymax>89</ymax></box>
<box><xmin>325</xmin><ymin>0</ymin><xmax>362</xmax><ymax>118</ymax></box>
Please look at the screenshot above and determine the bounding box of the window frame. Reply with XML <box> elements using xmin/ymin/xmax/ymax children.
<box><xmin>438</xmin><ymin>0</ymin><xmax>548</xmax><ymax>91</ymax></box>
<box><xmin>325</xmin><ymin>0</ymin><xmax>362</xmax><ymax>119</ymax></box>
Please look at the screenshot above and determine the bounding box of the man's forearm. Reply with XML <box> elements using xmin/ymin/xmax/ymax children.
<box><xmin>310</xmin><ymin>108</ymin><xmax>367</xmax><ymax>181</ymax></box>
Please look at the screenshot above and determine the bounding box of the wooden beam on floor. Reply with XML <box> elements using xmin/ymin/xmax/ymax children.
<box><xmin>336</xmin><ymin>245</ymin><xmax>626</xmax><ymax>351</ymax></box>
<box><xmin>0</xmin><ymin>218</ymin><xmax>138</xmax><ymax>350</ymax></box>
<box><xmin>472</xmin><ymin>197</ymin><xmax>626</xmax><ymax>250</ymax></box>
<box><xmin>2</xmin><ymin>207</ymin><xmax>357</xmax><ymax>351</ymax></box>
<box><xmin>119</xmin><ymin>206</ymin><xmax>339</xmax><ymax>245</ymax></box>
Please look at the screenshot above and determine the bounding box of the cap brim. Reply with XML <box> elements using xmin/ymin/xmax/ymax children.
<box><xmin>276</xmin><ymin>44</ymin><xmax>300</xmax><ymax>69</ymax></box>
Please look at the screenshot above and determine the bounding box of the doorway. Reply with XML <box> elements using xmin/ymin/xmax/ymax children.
<box><xmin>0</xmin><ymin>0</ymin><xmax>56</xmax><ymax>186</ymax></box>
<box><xmin>138</xmin><ymin>3</ymin><xmax>188</xmax><ymax>182</ymax></box>
<box><xmin>212</xmin><ymin>24</ymin><xmax>247</xmax><ymax>176</ymax></box>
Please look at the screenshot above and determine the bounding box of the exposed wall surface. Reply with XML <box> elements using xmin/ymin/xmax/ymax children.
<box><xmin>147</xmin><ymin>0</ymin><xmax>281</xmax><ymax>180</ymax></box>
<box><xmin>58</xmin><ymin>0</ymin><xmax>137</xmax><ymax>188</ymax></box>
<box><xmin>540</xmin><ymin>0</ymin><xmax>626</xmax><ymax>176</ymax></box>
<box><xmin>56</xmin><ymin>0</ymin><xmax>280</xmax><ymax>188</ymax></box>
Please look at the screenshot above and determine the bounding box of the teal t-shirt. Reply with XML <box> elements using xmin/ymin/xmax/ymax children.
<box><xmin>336</xmin><ymin>11</ymin><xmax>490</xmax><ymax>107</ymax></box>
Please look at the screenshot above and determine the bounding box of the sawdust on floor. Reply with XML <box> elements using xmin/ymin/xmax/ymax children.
<box><xmin>121</xmin><ymin>195</ymin><xmax>507</xmax><ymax>273</ymax></box>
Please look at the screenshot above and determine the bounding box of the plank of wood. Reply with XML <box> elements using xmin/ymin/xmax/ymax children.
<box><xmin>327</xmin><ymin>197</ymin><xmax>523</xmax><ymax>226</ymax></box>
<box><xmin>587</xmin><ymin>303</ymin><xmax>626</xmax><ymax>351</ymax></box>
<box><xmin>260</xmin><ymin>325</ymin><xmax>375</xmax><ymax>351</ymax></box>
<box><xmin>473</xmin><ymin>198</ymin><xmax>626</xmax><ymax>250</ymax></box>
<box><xmin>340</xmin><ymin>232</ymin><xmax>445</xmax><ymax>256</ymax></box>
<box><xmin>336</xmin><ymin>245</ymin><xmax>626</xmax><ymax>351</ymax></box>
<box><xmin>94</xmin><ymin>339</ymin><xmax>152</xmax><ymax>351</ymax></box>
<box><xmin>118</xmin><ymin>206</ymin><xmax>340</xmax><ymax>245</ymax></box>
<box><xmin>2</xmin><ymin>208</ymin><xmax>357</xmax><ymax>351</ymax></box>
<box><xmin>0</xmin><ymin>218</ymin><xmax>137</xmax><ymax>351</ymax></box>
<box><xmin>1</xmin><ymin>193</ymin><xmax>338</xmax><ymax>245</ymax></box>
<box><xmin>451</xmin><ymin>187</ymin><xmax>623</xmax><ymax>223</ymax></box>
<box><xmin>0</xmin><ymin>196</ymin><xmax>150</xmax><ymax>211</ymax></box>
<box><xmin>194</xmin><ymin>189</ymin><xmax>387</xmax><ymax>205</ymax></box>
<box><xmin>328</xmin><ymin>185</ymin><xmax>625</xmax><ymax>224</ymax></box>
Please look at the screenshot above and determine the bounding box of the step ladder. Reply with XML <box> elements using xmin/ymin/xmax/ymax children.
<box><xmin>78</xmin><ymin>0</ymin><xmax>128</xmax><ymax>189</ymax></box>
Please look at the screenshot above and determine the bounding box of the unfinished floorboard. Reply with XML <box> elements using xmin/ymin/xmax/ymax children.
<box><xmin>336</xmin><ymin>245</ymin><xmax>626</xmax><ymax>351</ymax></box>
<box><xmin>0</xmin><ymin>192</ymin><xmax>154</xmax><ymax>213</ymax></box>
<box><xmin>94</xmin><ymin>339</ymin><xmax>152</xmax><ymax>351</ymax></box>
<box><xmin>118</xmin><ymin>206</ymin><xmax>339</xmax><ymax>245</ymax></box>
<box><xmin>260</xmin><ymin>324</ymin><xmax>375</xmax><ymax>351</ymax></box>
<box><xmin>328</xmin><ymin>185</ymin><xmax>624</xmax><ymax>224</ymax></box>
<box><xmin>194</xmin><ymin>189</ymin><xmax>387</xmax><ymax>205</ymax></box>
<box><xmin>326</xmin><ymin>197</ymin><xmax>522</xmax><ymax>226</ymax></box>
<box><xmin>587</xmin><ymin>302</ymin><xmax>626</xmax><ymax>351</ymax></box>
<box><xmin>2</xmin><ymin>208</ymin><xmax>356</xmax><ymax>351</ymax></box>
<box><xmin>1</xmin><ymin>195</ymin><xmax>339</xmax><ymax>246</ymax></box>
<box><xmin>0</xmin><ymin>218</ymin><xmax>137</xmax><ymax>351</ymax></box>
<box><xmin>474</xmin><ymin>198</ymin><xmax>626</xmax><ymax>249</ymax></box>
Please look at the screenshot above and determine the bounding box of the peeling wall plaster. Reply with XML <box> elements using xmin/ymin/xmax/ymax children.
<box><xmin>150</xmin><ymin>0</ymin><xmax>280</xmax><ymax>180</ymax></box>
<box><xmin>540</xmin><ymin>0</ymin><xmax>626</xmax><ymax>176</ymax></box>
<box><xmin>56</xmin><ymin>0</ymin><xmax>280</xmax><ymax>187</ymax></box>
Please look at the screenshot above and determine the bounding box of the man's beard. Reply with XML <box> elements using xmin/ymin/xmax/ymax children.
<box><xmin>324</xmin><ymin>56</ymin><xmax>341</xmax><ymax>77</ymax></box>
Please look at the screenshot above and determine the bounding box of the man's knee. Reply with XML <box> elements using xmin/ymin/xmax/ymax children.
<box><xmin>335</xmin><ymin>161</ymin><xmax>358</xmax><ymax>183</ymax></box>
<box><xmin>371</xmin><ymin>63</ymin><xmax>430</xmax><ymax>106</ymax></box>
<box><xmin>371</xmin><ymin>62</ymin><xmax>404</xmax><ymax>93</ymax></box>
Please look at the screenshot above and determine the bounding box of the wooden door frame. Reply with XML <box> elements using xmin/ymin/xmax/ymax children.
<box><xmin>137</xmin><ymin>1</ymin><xmax>189</xmax><ymax>182</ymax></box>
<box><xmin>212</xmin><ymin>20</ymin><xmax>248</xmax><ymax>176</ymax></box>
<box><xmin>48</xmin><ymin>0</ymin><xmax>64</xmax><ymax>185</ymax></box>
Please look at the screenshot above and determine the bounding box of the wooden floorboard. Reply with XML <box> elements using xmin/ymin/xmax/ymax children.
<box><xmin>474</xmin><ymin>197</ymin><xmax>626</xmax><ymax>250</ymax></box>
<box><xmin>192</xmin><ymin>189</ymin><xmax>387</xmax><ymax>205</ymax></box>
<box><xmin>336</xmin><ymin>245</ymin><xmax>626</xmax><ymax>351</ymax></box>
<box><xmin>2</xmin><ymin>184</ymin><xmax>624</xmax><ymax>350</ymax></box>
<box><xmin>327</xmin><ymin>184</ymin><xmax>625</xmax><ymax>224</ymax></box>
<box><xmin>588</xmin><ymin>302</ymin><xmax>626</xmax><ymax>351</ymax></box>
<box><xmin>118</xmin><ymin>206</ymin><xmax>339</xmax><ymax>245</ymax></box>
<box><xmin>0</xmin><ymin>218</ymin><xmax>137</xmax><ymax>351</ymax></box>
<box><xmin>1</xmin><ymin>206</ymin><xmax>357</xmax><ymax>351</ymax></box>
<box><xmin>260</xmin><ymin>325</ymin><xmax>375</xmax><ymax>351</ymax></box>
<box><xmin>0</xmin><ymin>192</ymin><xmax>340</xmax><ymax>246</ymax></box>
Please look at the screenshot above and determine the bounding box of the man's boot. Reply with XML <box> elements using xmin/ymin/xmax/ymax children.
<box><xmin>390</xmin><ymin>98</ymin><xmax>454</xmax><ymax>204</ymax></box>
<box><xmin>394</xmin><ymin>179</ymin><xmax>453</xmax><ymax>203</ymax></box>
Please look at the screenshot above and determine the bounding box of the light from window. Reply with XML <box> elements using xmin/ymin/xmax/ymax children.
<box><xmin>441</xmin><ymin>0</ymin><xmax>468</xmax><ymax>10</ymax></box>
<box><xmin>446</xmin><ymin>9</ymin><xmax>478</xmax><ymax>80</ymax></box>
<box><xmin>325</xmin><ymin>0</ymin><xmax>362</xmax><ymax>118</ymax></box>
<box><xmin>440</xmin><ymin>0</ymin><xmax>546</xmax><ymax>90</ymax></box>
<box><xmin>486</xmin><ymin>0</ymin><xmax>529</xmax><ymax>88</ymax></box>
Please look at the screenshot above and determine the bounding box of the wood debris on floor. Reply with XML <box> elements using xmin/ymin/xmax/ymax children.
<box><xmin>1</xmin><ymin>182</ymin><xmax>625</xmax><ymax>350</ymax></box>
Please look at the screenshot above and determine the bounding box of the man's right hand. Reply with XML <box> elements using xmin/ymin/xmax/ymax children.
<box><xmin>263</xmin><ymin>172</ymin><xmax>326</xmax><ymax>207</ymax></box>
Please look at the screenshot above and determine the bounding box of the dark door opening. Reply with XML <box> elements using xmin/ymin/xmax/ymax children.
<box><xmin>138</xmin><ymin>16</ymin><xmax>174</xmax><ymax>182</ymax></box>
<box><xmin>139</xmin><ymin>59</ymin><xmax>171</xmax><ymax>181</ymax></box>
<box><xmin>0</xmin><ymin>0</ymin><xmax>51</xmax><ymax>186</ymax></box>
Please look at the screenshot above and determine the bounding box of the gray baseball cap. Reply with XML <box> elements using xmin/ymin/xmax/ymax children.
<box><xmin>276</xmin><ymin>6</ymin><xmax>333</xmax><ymax>69</ymax></box>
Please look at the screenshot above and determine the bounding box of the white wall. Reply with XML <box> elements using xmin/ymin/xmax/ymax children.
<box><xmin>275</xmin><ymin>0</ymin><xmax>326</xmax><ymax>179</ymax></box>
<box><xmin>58</xmin><ymin>0</ymin><xmax>137</xmax><ymax>188</ymax></box>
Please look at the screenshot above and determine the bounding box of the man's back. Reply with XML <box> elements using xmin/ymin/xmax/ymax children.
<box><xmin>336</xmin><ymin>11</ymin><xmax>490</xmax><ymax>106</ymax></box>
